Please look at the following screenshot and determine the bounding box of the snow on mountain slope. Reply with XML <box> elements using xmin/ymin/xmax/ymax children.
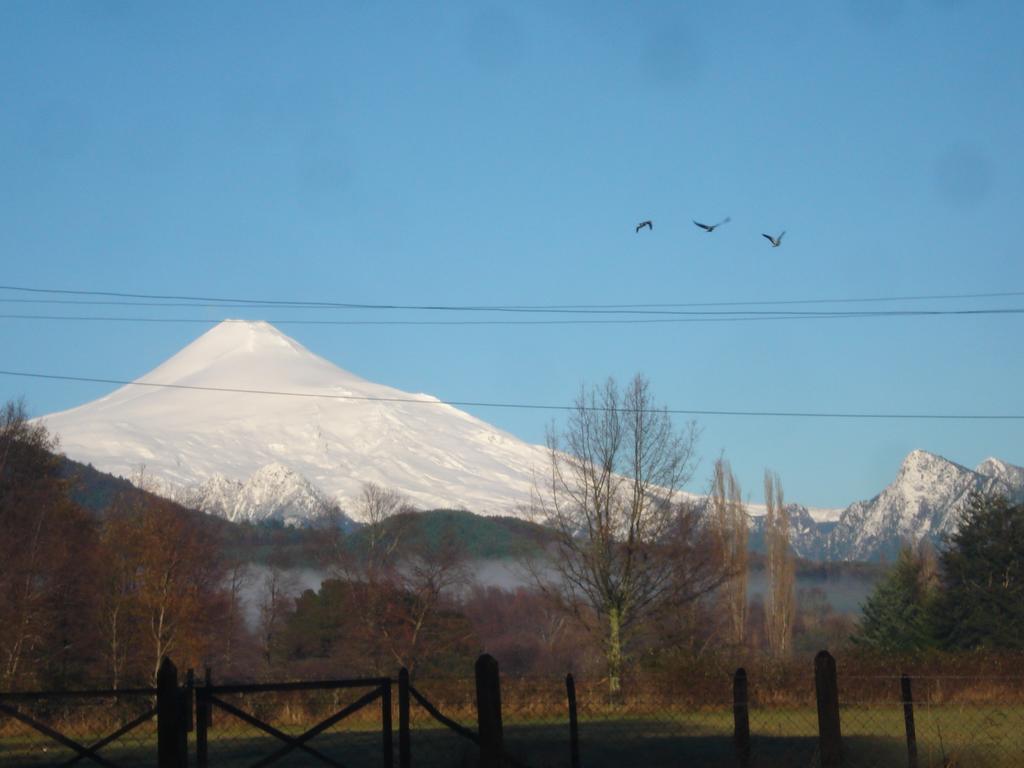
<box><xmin>743</xmin><ymin>501</ymin><xmax>842</xmax><ymax>524</ymax></box>
<box><xmin>38</xmin><ymin>321</ymin><xmax>1022</xmax><ymax>551</ymax></box>
<box><xmin>825</xmin><ymin>450</ymin><xmax>1024</xmax><ymax>561</ymax></box>
<box><xmin>40</xmin><ymin>321</ymin><xmax>551</xmax><ymax>520</ymax></box>
<box><xmin>976</xmin><ymin>457</ymin><xmax>1024</xmax><ymax>491</ymax></box>
<box><xmin>176</xmin><ymin>464</ymin><xmax>337</xmax><ymax>526</ymax></box>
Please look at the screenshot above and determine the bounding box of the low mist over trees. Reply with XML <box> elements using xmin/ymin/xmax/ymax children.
<box><xmin>5</xmin><ymin>394</ymin><xmax>1023</xmax><ymax>692</ymax></box>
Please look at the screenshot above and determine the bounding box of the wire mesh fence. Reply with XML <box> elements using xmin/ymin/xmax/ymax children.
<box><xmin>0</xmin><ymin>689</ymin><xmax>158</xmax><ymax>768</ymax></box>
<box><xmin>403</xmin><ymin>677</ymin><xmax>481</xmax><ymax>768</ymax></box>
<box><xmin>570</xmin><ymin>678</ymin><xmax>734</xmax><ymax>768</ymax></box>
<box><xmin>746</xmin><ymin>673</ymin><xmax>821</xmax><ymax>768</ymax></box>
<box><xmin>839</xmin><ymin>674</ymin><xmax>1024</xmax><ymax>768</ymax></box>
<box><xmin>5</xmin><ymin>663</ymin><xmax>1024</xmax><ymax>767</ymax></box>
<box><xmin>409</xmin><ymin>670</ymin><xmax>1024</xmax><ymax>768</ymax></box>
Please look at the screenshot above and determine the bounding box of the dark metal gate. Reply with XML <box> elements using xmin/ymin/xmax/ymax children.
<box><xmin>195</xmin><ymin>675</ymin><xmax>393</xmax><ymax>768</ymax></box>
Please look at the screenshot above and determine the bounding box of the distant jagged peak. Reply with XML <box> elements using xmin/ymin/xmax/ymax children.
<box><xmin>247</xmin><ymin>461</ymin><xmax>319</xmax><ymax>487</ymax></box>
<box><xmin>975</xmin><ymin>456</ymin><xmax>1024</xmax><ymax>479</ymax></box>
<box><xmin>895</xmin><ymin>449</ymin><xmax>971</xmax><ymax>480</ymax></box>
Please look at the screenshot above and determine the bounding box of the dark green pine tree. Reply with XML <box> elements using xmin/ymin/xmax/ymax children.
<box><xmin>852</xmin><ymin>547</ymin><xmax>935</xmax><ymax>652</ymax></box>
<box><xmin>931</xmin><ymin>493</ymin><xmax>1024</xmax><ymax>650</ymax></box>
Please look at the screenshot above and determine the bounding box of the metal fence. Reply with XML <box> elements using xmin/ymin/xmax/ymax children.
<box><xmin>195</xmin><ymin>676</ymin><xmax>391</xmax><ymax>768</ymax></box>
<box><xmin>4</xmin><ymin>654</ymin><xmax>1024</xmax><ymax>767</ymax></box>
<box><xmin>0</xmin><ymin>687</ymin><xmax>158</xmax><ymax>768</ymax></box>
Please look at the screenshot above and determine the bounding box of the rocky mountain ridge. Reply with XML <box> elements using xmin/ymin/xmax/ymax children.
<box><xmin>821</xmin><ymin>450</ymin><xmax>1024</xmax><ymax>560</ymax></box>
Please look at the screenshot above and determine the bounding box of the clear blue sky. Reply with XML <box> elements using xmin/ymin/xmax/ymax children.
<box><xmin>2</xmin><ymin>1</ymin><xmax>1022</xmax><ymax>509</ymax></box>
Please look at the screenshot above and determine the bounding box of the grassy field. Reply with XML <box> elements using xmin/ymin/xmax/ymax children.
<box><xmin>3</xmin><ymin>696</ymin><xmax>1024</xmax><ymax>767</ymax></box>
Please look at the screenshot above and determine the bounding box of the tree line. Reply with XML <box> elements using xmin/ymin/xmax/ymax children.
<box><xmin>0</xmin><ymin>383</ymin><xmax>865</xmax><ymax>693</ymax></box>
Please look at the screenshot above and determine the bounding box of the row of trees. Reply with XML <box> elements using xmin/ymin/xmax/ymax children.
<box><xmin>1</xmin><ymin>382</ymin><xmax>806</xmax><ymax>692</ymax></box>
<box><xmin>853</xmin><ymin>493</ymin><xmax>1024</xmax><ymax>653</ymax></box>
<box><xmin>0</xmin><ymin>400</ymin><xmax>238</xmax><ymax>690</ymax></box>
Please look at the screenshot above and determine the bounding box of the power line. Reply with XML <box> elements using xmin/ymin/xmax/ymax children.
<box><xmin>0</xmin><ymin>313</ymin><xmax>845</xmax><ymax>326</ymax></box>
<box><xmin>3</xmin><ymin>369</ymin><xmax>1021</xmax><ymax>420</ymax></box>
<box><xmin>2</xmin><ymin>284</ymin><xmax>1024</xmax><ymax>315</ymax></box>
<box><xmin>1</xmin><ymin>307</ymin><xmax>1023</xmax><ymax>327</ymax></box>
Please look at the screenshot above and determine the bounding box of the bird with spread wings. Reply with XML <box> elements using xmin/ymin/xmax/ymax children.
<box><xmin>693</xmin><ymin>217</ymin><xmax>731</xmax><ymax>232</ymax></box>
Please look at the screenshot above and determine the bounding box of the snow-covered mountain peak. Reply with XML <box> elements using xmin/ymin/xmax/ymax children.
<box><xmin>891</xmin><ymin>450</ymin><xmax>971</xmax><ymax>504</ymax></box>
<box><xmin>137</xmin><ymin>319</ymin><xmax>369</xmax><ymax>389</ymax></box>
<box><xmin>975</xmin><ymin>457</ymin><xmax>1024</xmax><ymax>487</ymax></box>
<box><xmin>898</xmin><ymin>448</ymin><xmax>959</xmax><ymax>474</ymax></box>
<box><xmin>825</xmin><ymin>449</ymin><xmax>1024</xmax><ymax>560</ymax></box>
<box><xmin>40</xmin><ymin>321</ymin><xmax>552</xmax><ymax>520</ymax></box>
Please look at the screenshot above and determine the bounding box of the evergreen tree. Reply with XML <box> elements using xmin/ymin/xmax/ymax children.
<box><xmin>932</xmin><ymin>494</ymin><xmax>1024</xmax><ymax>649</ymax></box>
<box><xmin>852</xmin><ymin>547</ymin><xmax>934</xmax><ymax>652</ymax></box>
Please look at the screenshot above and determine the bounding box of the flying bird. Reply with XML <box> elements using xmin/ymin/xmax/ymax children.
<box><xmin>636</xmin><ymin>220</ymin><xmax>653</xmax><ymax>232</ymax></box>
<box><xmin>762</xmin><ymin>231</ymin><xmax>786</xmax><ymax>247</ymax></box>
<box><xmin>693</xmin><ymin>217</ymin><xmax>731</xmax><ymax>233</ymax></box>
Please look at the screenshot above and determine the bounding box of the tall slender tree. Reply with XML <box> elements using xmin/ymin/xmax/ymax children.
<box><xmin>763</xmin><ymin>471</ymin><xmax>795</xmax><ymax>656</ymax></box>
<box><xmin>711</xmin><ymin>459</ymin><xmax>748</xmax><ymax>647</ymax></box>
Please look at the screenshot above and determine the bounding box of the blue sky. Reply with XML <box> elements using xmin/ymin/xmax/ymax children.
<box><xmin>1</xmin><ymin>1</ymin><xmax>1022</xmax><ymax>508</ymax></box>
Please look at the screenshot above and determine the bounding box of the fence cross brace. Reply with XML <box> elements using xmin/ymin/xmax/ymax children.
<box><xmin>62</xmin><ymin>707</ymin><xmax>158</xmax><ymax>768</ymax></box>
<box><xmin>407</xmin><ymin>684</ymin><xmax>480</xmax><ymax>744</ymax></box>
<box><xmin>250</xmin><ymin>686</ymin><xmax>384</xmax><ymax>768</ymax></box>
<box><xmin>205</xmin><ymin>694</ymin><xmax>348</xmax><ymax>768</ymax></box>
<box><xmin>208</xmin><ymin>684</ymin><xmax>384</xmax><ymax>768</ymax></box>
<box><xmin>0</xmin><ymin>701</ymin><xmax>124</xmax><ymax>768</ymax></box>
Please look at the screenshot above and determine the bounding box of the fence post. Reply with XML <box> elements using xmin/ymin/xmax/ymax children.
<box><xmin>814</xmin><ymin>650</ymin><xmax>843</xmax><ymax>768</ymax></box>
<box><xmin>157</xmin><ymin>657</ymin><xmax>186</xmax><ymax>768</ymax></box>
<box><xmin>398</xmin><ymin>668</ymin><xmax>411</xmax><ymax>768</ymax></box>
<box><xmin>733</xmin><ymin>668</ymin><xmax>751</xmax><ymax>768</ymax></box>
<box><xmin>196</xmin><ymin>668</ymin><xmax>210</xmax><ymax>768</ymax></box>
<box><xmin>184</xmin><ymin>669</ymin><xmax>195</xmax><ymax>734</ymax></box>
<box><xmin>382</xmin><ymin>677</ymin><xmax>394</xmax><ymax>768</ymax></box>
<box><xmin>901</xmin><ymin>673</ymin><xmax>918</xmax><ymax>768</ymax></box>
<box><xmin>566</xmin><ymin>673</ymin><xmax>580</xmax><ymax>768</ymax></box>
<box><xmin>475</xmin><ymin>654</ymin><xmax>504</xmax><ymax>768</ymax></box>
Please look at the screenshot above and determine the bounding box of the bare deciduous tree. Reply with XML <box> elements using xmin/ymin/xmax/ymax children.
<box><xmin>97</xmin><ymin>511</ymin><xmax>139</xmax><ymax>690</ymax></box>
<box><xmin>764</xmin><ymin>470</ymin><xmax>795</xmax><ymax>656</ymax></box>
<box><xmin>711</xmin><ymin>458</ymin><xmax>748</xmax><ymax>647</ymax></box>
<box><xmin>220</xmin><ymin>557</ymin><xmax>252</xmax><ymax>675</ymax></box>
<box><xmin>258</xmin><ymin>563</ymin><xmax>297</xmax><ymax>673</ymax></box>
<box><xmin>356</xmin><ymin>482</ymin><xmax>411</xmax><ymax>573</ymax></box>
<box><xmin>532</xmin><ymin>375</ymin><xmax>724</xmax><ymax>693</ymax></box>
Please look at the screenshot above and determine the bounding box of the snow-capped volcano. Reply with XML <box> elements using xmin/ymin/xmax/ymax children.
<box><xmin>38</xmin><ymin>321</ymin><xmax>1024</xmax><ymax>551</ymax></box>
<box><xmin>40</xmin><ymin>320</ymin><xmax>550</xmax><ymax>521</ymax></box>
